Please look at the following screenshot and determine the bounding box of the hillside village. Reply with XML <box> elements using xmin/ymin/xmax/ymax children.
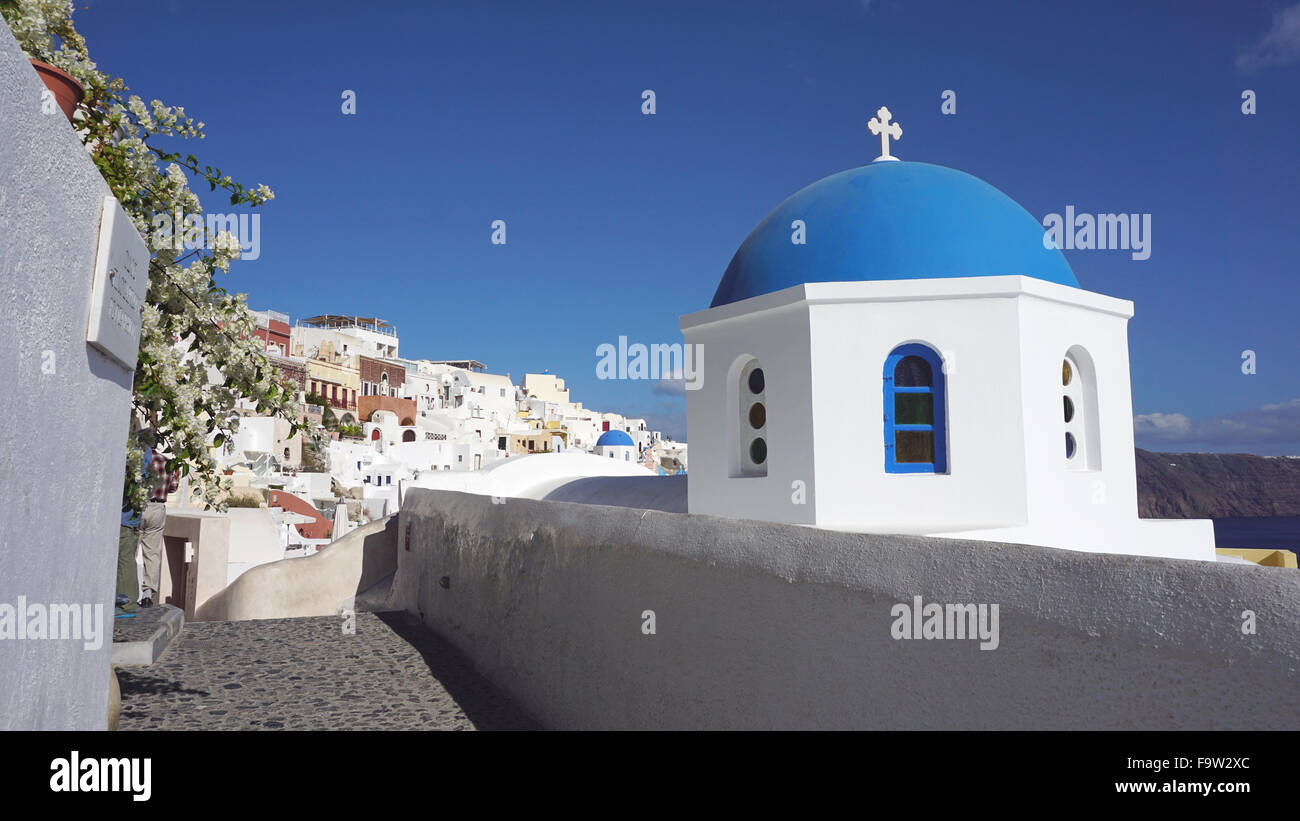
<box><xmin>204</xmin><ymin>309</ymin><xmax>687</xmax><ymax>569</ymax></box>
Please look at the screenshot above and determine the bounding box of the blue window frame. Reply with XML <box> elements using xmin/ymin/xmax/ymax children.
<box><xmin>883</xmin><ymin>343</ymin><xmax>948</xmax><ymax>474</ymax></box>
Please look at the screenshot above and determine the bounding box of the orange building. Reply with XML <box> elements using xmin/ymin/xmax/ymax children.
<box><xmin>266</xmin><ymin>489</ymin><xmax>332</xmax><ymax>540</ymax></box>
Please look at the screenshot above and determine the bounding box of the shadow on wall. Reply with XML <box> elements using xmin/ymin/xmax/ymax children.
<box><xmin>541</xmin><ymin>474</ymin><xmax>687</xmax><ymax>512</ymax></box>
<box><xmin>392</xmin><ymin>488</ymin><xmax>1300</xmax><ymax>730</ymax></box>
<box><xmin>198</xmin><ymin>515</ymin><xmax>399</xmax><ymax>622</ymax></box>
<box><xmin>86</xmin><ymin>344</ymin><xmax>135</xmax><ymax>390</ymax></box>
<box><xmin>374</xmin><ymin>611</ymin><xmax>540</xmax><ymax>730</ymax></box>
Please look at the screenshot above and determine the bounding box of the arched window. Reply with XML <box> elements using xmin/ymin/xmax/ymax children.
<box><xmin>884</xmin><ymin>344</ymin><xmax>948</xmax><ymax>474</ymax></box>
<box><xmin>737</xmin><ymin>359</ymin><xmax>767</xmax><ymax>476</ymax></box>
<box><xmin>1062</xmin><ymin>347</ymin><xmax>1100</xmax><ymax>469</ymax></box>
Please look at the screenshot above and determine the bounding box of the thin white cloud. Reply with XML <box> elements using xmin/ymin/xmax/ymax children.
<box><xmin>1237</xmin><ymin>3</ymin><xmax>1300</xmax><ymax>71</ymax></box>
<box><xmin>651</xmin><ymin>373</ymin><xmax>687</xmax><ymax>398</ymax></box>
<box><xmin>1133</xmin><ymin>411</ymin><xmax>1193</xmax><ymax>436</ymax></box>
<box><xmin>1135</xmin><ymin>398</ymin><xmax>1300</xmax><ymax>451</ymax></box>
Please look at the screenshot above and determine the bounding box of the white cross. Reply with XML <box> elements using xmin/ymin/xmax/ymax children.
<box><xmin>867</xmin><ymin>106</ymin><xmax>902</xmax><ymax>162</ymax></box>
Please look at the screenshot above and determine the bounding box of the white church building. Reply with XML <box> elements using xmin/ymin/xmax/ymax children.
<box><xmin>594</xmin><ymin>429</ymin><xmax>638</xmax><ymax>461</ymax></box>
<box><xmin>681</xmin><ymin>108</ymin><xmax>1215</xmax><ymax>561</ymax></box>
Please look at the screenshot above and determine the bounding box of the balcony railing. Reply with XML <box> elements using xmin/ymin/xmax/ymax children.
<box><xmin>253</xmin><ymin>309</ymin><xmax>290</xmax><ymax>328</ymax></box>
<box><xmin>297</xmin><ymin>316</ymin><xmax>397</xmax><ymax>337</ymax></box>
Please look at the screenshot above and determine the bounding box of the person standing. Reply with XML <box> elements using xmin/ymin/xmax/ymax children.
<box><xmin>117</xmin><ymin>435</ymin><xmax>152</xmax><ymax>612</ymax></box>
<box><xmin>116</xmin><ymin>502</ymin><xmax>142</xmax><ymax>614</ymax></box>
<box><xmin>137</xmin><ymin>445</ymin><xmax>179</xmax><ymax>608</ymax></box>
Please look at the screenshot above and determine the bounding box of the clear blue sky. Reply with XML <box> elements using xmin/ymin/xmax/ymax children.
<box><xmin>75</xmin><ymin>0</ymin><xmax>1300</xmax><ymax>452</ymax></box>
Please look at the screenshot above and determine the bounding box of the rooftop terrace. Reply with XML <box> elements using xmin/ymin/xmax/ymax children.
<box><xmin>298</xmin><ymin>315</ymin><xmax>398</xmax><ymax>337</ymax></box>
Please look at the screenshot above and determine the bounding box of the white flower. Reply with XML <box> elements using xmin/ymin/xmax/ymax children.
<box><xmin>2</xmin><ymin>0</ymin><xmax>315</xmax><ymax>513</ymax></box>
<box><xmin>210</xmin><ymin>231</ymin><xmax>242</xmax><ymax>258</ymax></box>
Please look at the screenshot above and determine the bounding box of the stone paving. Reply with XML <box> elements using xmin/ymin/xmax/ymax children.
<box><xmin>117</xmin><ymin>611</ymin><xmax>538</xmax><ymax>730</ymax></box>
<box><xmin>112</xmin><ymin>602</ymin><xmax>175</xmax><ymax>643</ymax></box>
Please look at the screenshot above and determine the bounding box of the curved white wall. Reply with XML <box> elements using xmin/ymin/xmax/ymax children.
<box><xmin>395</xmin><ymin>489</ymin><xmax>1300</xmax><ymax>730</ymax></box>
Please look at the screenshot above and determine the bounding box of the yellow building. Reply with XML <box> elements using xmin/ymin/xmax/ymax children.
<box><xmin>523</xmin><ymin>373</ymin><xmax>570</xmax><ymax>404</ymax></box>
<box><xmin>507</xmin><ymin>431</ymin><xmax>566</xmax><ymax>455</ymax></box>
<box><xmin>1215</xmin><ymin>548</ymin><xmax>1298</xmax><ymax>568</ymax></box>
<box><xmin>301</xmin><ymin>339</ymin><xmax>361</xmax><ymax>424</ymax></box>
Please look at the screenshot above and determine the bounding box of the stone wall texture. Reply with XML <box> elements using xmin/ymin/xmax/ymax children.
<box><xmin>0</xmin><ymin>26</ymin><xmax>136</xmax><ymax>729</ymax></box>
<box><xmin>395</xmin><ymin>488</ymin><xmax>1300</xmax><ymax>730</ymax></box>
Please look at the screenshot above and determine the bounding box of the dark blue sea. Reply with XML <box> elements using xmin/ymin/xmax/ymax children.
<box><xmin>1212</xmin><ymin>516</ymin><xmax>1300</xmax><ymax>554</ymax></box>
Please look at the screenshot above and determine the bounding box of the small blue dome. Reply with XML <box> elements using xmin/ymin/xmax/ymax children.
<box><xmin>710</xmin><ymin>161</ymin><xmax>1077</xmax><ymax>308</ymax></box>
<box><xmin>596</xmin><ymin>430</ymin><xmax>634</xmax><ymax>447</ymax></box>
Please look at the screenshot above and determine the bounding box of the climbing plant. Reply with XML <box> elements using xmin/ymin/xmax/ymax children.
<box><xmin>2</xmin><ymin>0</ymin><xmax>323</xmax><ymax>511</ymax></box>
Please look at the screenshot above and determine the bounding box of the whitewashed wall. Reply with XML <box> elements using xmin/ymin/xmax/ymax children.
<box><xmin>681</xmin><ymin>289</ymin><xmax>817</xmax><ymax>525</ymax></box>
<box><xmin>0</xmin><ymin>27</ymin><xmax>140</xmax><ymax>729</ymax></box>
<box><xmin>682</xmin><ymin>277</ymin><xmax>1214</xmax><ymax>560</ymax></box>
<box><xmin>395</xmin><ymin>490</ymin><xmax>1300</xmax><ymax>730</ymax></box>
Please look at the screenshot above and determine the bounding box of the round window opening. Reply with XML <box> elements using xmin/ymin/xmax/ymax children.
<box><xmin>749</xmin><ymin>437</ymin><xmax>767</xmax><ymax>465</ymax></box>
<box><xmin>748</xmin><ymin>402</ymin><xmax>766</xmax><ymax>429</ymax></box>
<box><xmin>747</xmin><ymin>367</ymin><xmax>765</xmax><ymax>395</ymax></box>
<box><xmin>1062</xmin><ymin>359</ymin><xmax>1073</xmax><ymax>387</ymax></box>
<box><xmin>1063</xmin><ymin>396</ymin><xmax>1075</xmax><ymax>423</ymax></box>
<box><xmin>1065</xmin><ymin>432</ymin><xmax>1077</xmax><ymax>459</ymax></box>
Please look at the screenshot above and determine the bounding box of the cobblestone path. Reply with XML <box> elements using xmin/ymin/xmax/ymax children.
<box><xmin>117</xmin><ymin>611</ymin><xmax>537</xmax><ymax>730</ymax></box>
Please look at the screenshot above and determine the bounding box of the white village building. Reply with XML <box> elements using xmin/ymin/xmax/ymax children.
<box><xmin>291</xmin><ymin>315</ymin><xmax>399</xmax><ymax>360</ymax></box>
<box><xmin>523</xmin><ymin>373</ymin><xmax>571</xmax><ymax>405</ymax></box>
<box><xmin>397</xmin><ymin>360</ymin><xmax>444</xmax><ymax>414</ymax></box>
<box><xmin>680</xmin><ymin>108</ymin><xmax>1215</xmax><ymax>561</ymax></box>
<box><xmin>593</xmin><ymin>429</ymin><xmax>638</xmax><ymax>461</ymax></box>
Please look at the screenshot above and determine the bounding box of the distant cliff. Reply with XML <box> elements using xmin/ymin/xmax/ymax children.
<box><xmin>1137</xmin><ymin>450</ymin><xmax>1300</xmax><ymax>518</ymax></box>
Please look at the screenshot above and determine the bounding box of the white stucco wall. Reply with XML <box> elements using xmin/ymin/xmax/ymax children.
<box><xmin>0</xmin><ymin>27</ymin><xmax>140</xmax><ymax>729</ymax></box>
<box><xmin>681</xmin><ymin>277</ymin><xmax>1214</xmax><ymax>561</ymax></box>
<box><xmin>225</xmin><ymin>508</ymin><xmax>287</xmax><ymax>586</ymax></box>
<box><xmin>938</xmin><ymin>284</ymin><xmax>1212</xmax><ymax>559</ymax></box>
<box><xmin>292</xmin><ymin>323</ymin><xmax>397</xmax><ymax>360</ymax></box>
<box><xmin>403</xmin><ymin>450</ymin><xmax>660</xmax><ymax>501</ymax></box>
<box><xmin>806</xmin><ymin>281</ymin><xmax>1029</xmax><ymax>532</ymax></box>
<box><xmin>395</xmin><ymin>490</ymin><xmax>1300</xmax><ymax>730</ymax></box>
<box><xmin>200</xmin><ymin>516</ymin><xmax>398</xmax><ymax>622</ymax></box>
<box><xmin>282</xmin><ymin>471</ymin><xmax>333</xmax><ymax>501</ymax></box>
<box><xmin>523</xmin><ymin>373</ymin><xmax>569</xmax><ymax>404</ymax></box>
<box><xmin>681</xmin><ymin>291</ymin><xmax>817</xmax><ymax>525</ymax></box>
<box><xmin>229</xmin><ymin>415</ymin><xmax>298</xmax><ymax>467</ymax></box>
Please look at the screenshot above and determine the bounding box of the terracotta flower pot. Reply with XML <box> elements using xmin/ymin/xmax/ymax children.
<box><xmin>30</xmin><ymin>59</ymin><xmax>84</xmax><ymax>123</ymax></box>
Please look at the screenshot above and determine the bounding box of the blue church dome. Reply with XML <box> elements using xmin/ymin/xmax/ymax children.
<box><xmin>596</xmin><ymin>430</ymin><xmax>635</xmax><ymax>447</ymax></box>
<box><xmin>710</xmin><ymin>161</ymin><xmax>1077</xmax><ymax>308</ymax></box>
